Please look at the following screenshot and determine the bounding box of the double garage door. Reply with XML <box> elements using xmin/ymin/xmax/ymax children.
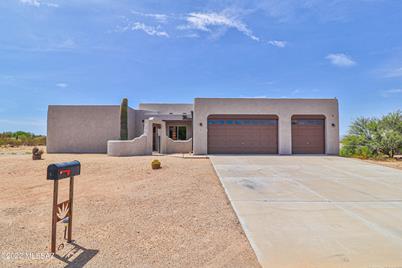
<box><xmin>207</xmin><ymin>114</ymin><xmax>325</xmax><ymax>154</ymax></box>
<box><xmin>208</xmin><ymin>115</ymin><xmax>278</xmax><ymax>154</ymax></box>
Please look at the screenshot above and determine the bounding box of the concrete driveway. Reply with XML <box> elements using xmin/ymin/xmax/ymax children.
<box><xmin>210</xmin><ymin>155</ymin><xmax>402</xmax><ymax>268</ymax></box>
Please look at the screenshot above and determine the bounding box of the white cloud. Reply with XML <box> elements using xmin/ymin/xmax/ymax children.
<box><xmin>19</xmin><ymin>0</ymin><xmax>41</xmax><ymax>7</ymax></box>
<box><xmin>383</xmin><ymin>67</ymin><xmax>402</xmax><ymax>78</ymax></box>
<box><xmin>19</xmin><ymin>0</ymin><xmax>58</xmax><ymax>7</ymax></box>
<box><xmin>56</xmin><ymin>38</ymin><xmax>76</xmax><ymax>49</ymax></box>
<box><xmin>124</xmin><ymin>10</ymin><xmax>286</xmax><ymax>44</ymax></box>
<box><xmin>56</xmin><ymin>83</ymin><xmax>68</xmax><ymax>88</ymax></box>
<box><xmin>382</xmin><ymin>88</ymin><xmax>402</xmax><ymax>97</ymax></box>
<box><xmin>46</xmin><ymin>2</ymin><xmax>59</xmax><ymax>7</ymax></box>
<box><xmin>179</xmin><ymin>12</ymin><xmax>259</xmax><ymax>41</ymax></box>
<box><xmin>268</xmin><ymin>40</ymin><xmax>287</xmax><ymax>48</ymax></box>
<box><xmin>326</xmin><ymin>53</ymin><xmax>356</xmax><ymax>67</ymax></box>
<box><xmin>131</xmin><ymin>11</ymin><xmax>168</xmax><ymax>23</ymax></box>
<box><xmin>179</xmin><ymin>33</ymin><xmax>200</xmax><ymax>38</ymax></box>
<box><xmin>131</xmin><ymin>22</ymin><xmax>169</xmax><ymax>37</ymax></box>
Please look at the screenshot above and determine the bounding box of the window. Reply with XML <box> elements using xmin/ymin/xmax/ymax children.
<box><xmin>168</xmin><ymin>126</ymin><xmax>187</xmax><ymax>140</ymax></box>
<box><xmin>168</xmin><ymin>126</ymin><xmax>176</xmax><ymax>139</ymax></box>
<box><xmin>208</xmin><ymin>119</ymin><xmax>277</xmax><ymax>125</ymax></box>
<box><xmin>208</xmin><ymin>120</ymin><xmax>225</xmax><ymax>125</ymax></box>
<box><xmin>178</xmin><ymin>126</ymin><xmax>186</xmax><ymax>140</ymax></box>
<box><xmin>292</xmin><ymin>119</ymin><xmax>324</xmax><ymax>126</ymax></box>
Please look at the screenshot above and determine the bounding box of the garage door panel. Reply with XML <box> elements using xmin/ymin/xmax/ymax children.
<box><xmin>292</xmin><ymin>129</ymin><xmax>323</xmax><ymax>136</ymax></box>
<box><xmin>292</xmin><ymin>117</ymin><xmax>325</xmax><ymax>154</ymax></box>
<box><xmin>208</xmin><ymin>115</ymin><xmax>278</xmax><ymax>154</ymax></box>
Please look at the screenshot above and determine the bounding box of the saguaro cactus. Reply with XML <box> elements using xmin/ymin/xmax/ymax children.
<box><xmin>120</xmin><ymin>98</ymin><xmax>128</xmax><ymax>140</ymax></box>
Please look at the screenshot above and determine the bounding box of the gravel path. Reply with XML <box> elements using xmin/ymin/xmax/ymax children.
<box><xmin>0</xmin><ymin>153</ymin><xmax>259</xmax><ymax>268</ymax></box>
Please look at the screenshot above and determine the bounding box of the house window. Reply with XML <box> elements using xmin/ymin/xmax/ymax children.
<box><xmin>292</xmin><ymin>119</ymin><xmax>324</xmax><ymax>125</ymax></box>
<box><xmin>168</xmin><ymin>126</ymin><xmax>187</xmax><ymax>140</ymax></box>
<box><xmin>208</xmin><ymin>119</ymin><xmax>277</xmax><ymax>125</ymax></box>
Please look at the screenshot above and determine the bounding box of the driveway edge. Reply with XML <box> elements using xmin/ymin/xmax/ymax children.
<box><xmin>209</xmin><ymin>156</ymin><xmax>264</xmax><ymax>267</ymax></box>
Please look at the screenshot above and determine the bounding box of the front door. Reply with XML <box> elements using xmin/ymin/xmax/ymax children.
<box><xmin>152</xmin><ymin>124</ymin><xmax>161</xmax><ymax>152</ymax></box>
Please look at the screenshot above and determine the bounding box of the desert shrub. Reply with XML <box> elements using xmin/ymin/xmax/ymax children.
<box><xmin>340</xmin><ymin>135</ymin><xmax>365</xmax><ymax>157</ymax></box>
<box><xmin>342</xmin><ymin>110</ymin><xmax>402</xmax><ymax>158</ymax></box>
<box><xmin>379</xmin><ymin>111</ymin><xmax>402</xmax><ymax>133</ymax></box>
<box><xmin>340</xmin><ymin>135</ymin><xmax>372</xmax><ymax>159</ymax></box>
<box><xmin>0</xmin><ymin>131</ymin><xmax>46</xmax><ymax>146</ymax></box>
<box><xmin>376</xmin><ymin>129</ymin><xmax>402</xmax><ymax>157</ymax></box>
<box><xmin>355</xmin><ymin>146</ymin><xmax>371</xmax><ymax>159</ymax></box>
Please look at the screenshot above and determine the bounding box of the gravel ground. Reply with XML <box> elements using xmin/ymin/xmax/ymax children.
<box><xmin>0</xmin><ymin>152</ymin><xmax>259</xmax><ymax>268</ymax></box>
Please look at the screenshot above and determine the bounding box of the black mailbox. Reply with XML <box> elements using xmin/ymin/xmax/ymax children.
<box><xmin>47</xmin><ymin>161</ymin><xmax>81</xmax><ymax>180</ymax></box>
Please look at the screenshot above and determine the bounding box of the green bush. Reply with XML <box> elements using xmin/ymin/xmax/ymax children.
<box><xmin>341</xmin><ymin>110</ymin><xmax>402</xmax><ymax>159</ymax></box>
<box><xmin>0</xmin><ymin>131</ymin><xmax>46</xmax><ymax>146</ymax></box>
<box><xmin>340</xmin><ymin>135</ymin><xmax>364</xmax><ymax>157</ymax></box>
<box><xmin>355</xmin><ymin>146</ymin><xmax>371</xmax><ymax>159</ymax></box>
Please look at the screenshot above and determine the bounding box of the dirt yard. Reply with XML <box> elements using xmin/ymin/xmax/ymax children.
<box><xmin>0</xmin><ymin>151</ymin><xmax>259</xmax><ymax>267</ymax></box>
<box><xmin>365</xmin><ymin>159</ymin><xmax>402</xmax><ymax>171</ymax></box>
<box><xmin>0</xmin><ymin>145</ymin><xmax>46</xmax><ymax>156</ymax></box>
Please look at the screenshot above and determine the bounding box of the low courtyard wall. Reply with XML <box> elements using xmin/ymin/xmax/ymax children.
<box><xmin>107</xmin><ymin>135</ymin><xmax>148</xmax><ymax>156</ymax></box>
<box><xmin>166</xmin><ymin>138</ymin><xmax>193</xmax><ymax>154</ymax></box>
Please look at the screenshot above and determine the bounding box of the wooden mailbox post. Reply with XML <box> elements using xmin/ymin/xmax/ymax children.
<box><xmin>47</xmin><ymin>160</ymin><xmax>81</xmax><ymax>253</ymax></box>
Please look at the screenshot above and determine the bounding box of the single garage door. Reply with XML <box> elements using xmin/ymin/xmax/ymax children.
<box><xmin>207</xmin><ymin>115</ymin><xmax>278</xmax><ymax>154</ymax></box>
<box><xmin>292</xmin><ymin>115</ymin><xmax>325</xmax><ymax>154</ymax></box>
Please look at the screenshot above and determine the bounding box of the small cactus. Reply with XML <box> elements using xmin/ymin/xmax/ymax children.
<box><xmin>120</xmin><ymin>98</ymin><xmax>128</xmax><ymax>140</ymax></box>
<box><xmin>151</xmin><ymin>159</ymin><xmax>161</xmax><ymax>169</ymax></box>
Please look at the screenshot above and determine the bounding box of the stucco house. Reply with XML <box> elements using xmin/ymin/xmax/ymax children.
<box><xmin>47</xmin><ymin>98</ymin><xmax>339</xmax><ymax>156</ymax></box>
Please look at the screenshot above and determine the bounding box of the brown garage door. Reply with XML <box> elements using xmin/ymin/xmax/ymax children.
<box><xmin>207</xmin><ymin>115</ymin><xmax>278</xmax><ymax>154</ymax></box>
<box><xmin>292</xmin><ymin>115</ymin><xmax>325</xmax><ymax>154</ymax></box>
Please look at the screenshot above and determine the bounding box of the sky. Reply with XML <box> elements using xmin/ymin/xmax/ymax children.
<box><xmin>0</xmin><ymin>0</ymin><xmax>401</xmax><ymax>135</ymax></box>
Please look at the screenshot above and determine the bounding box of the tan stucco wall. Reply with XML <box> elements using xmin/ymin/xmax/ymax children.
<box><xmin>193</xmin><ymin>98</ymin><xmax>339</xmax><ymax>155</ymax></box>
<box><xmin>133</xmin><ymin>110</ymin><xmax>148</xmax><ymax>137</ymax></box>
<box><xmin>47</xmin><ymin>105</ymin><xmax>192</xmax><ymax>154</ymax></box>
<box><xmin>138</xmin><ymin>103</ymin><xmax>193</xmax><ymax>115</ymax></box>
<box><xmin>107</xmin><ymin>135</ymin><xmax>148</xmax><ymax>156</ymax></box>
<box><xmin>128</xmin><ymin>107</ymin><xmax>136</xmax><ymax>140</ymax></box>
<box><xmin>166</xmin><ymin>138</ymin><xmax>193</xmax><ymax>154</ymax></box>
<box><xmin>47</xmin><ymin>105</ymin><xmax>121</xmax><ymax>153</ymax></box>
<box><xmin>107</xmin><ymin>118</ymin><xmax>167</xmax><ymax>156</ymax></box>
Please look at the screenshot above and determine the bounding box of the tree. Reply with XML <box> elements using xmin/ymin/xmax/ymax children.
<box><xmin>379</xmin><ymin>110</ymin><xmax>402</xmax><ymax>133</ymax></box>
<box><xmin>341</xmin><ymin>110</ymin><xmax>402</xmax><ymax>158</ymax></box>
<box><xmin>376</xmin><ymin>129</ymin><xmax>402</xmax><ymax>157</ymax></box>
<box><xmin>349</xmin><ymin>117</ymin><xmax>377</xmax><ymax>140</ymax></box>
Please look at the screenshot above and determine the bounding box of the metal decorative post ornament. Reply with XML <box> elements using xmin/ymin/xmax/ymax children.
<box><xmin>47</xmin><ymin>161</ymin><xmax>81</xmax><ymax>253</ymax></box>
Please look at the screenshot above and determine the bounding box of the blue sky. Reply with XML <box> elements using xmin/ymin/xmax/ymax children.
<box><xmin>0</xmin><ymin>0</ymin><xmax>401</xmax><ymax>135</ymax></box>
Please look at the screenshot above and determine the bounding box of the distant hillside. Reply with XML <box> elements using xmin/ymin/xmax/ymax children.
<box><xmin>0</xmin><ymin>131</ymin><xmax>46</xmax><ymax>147</ymax></box>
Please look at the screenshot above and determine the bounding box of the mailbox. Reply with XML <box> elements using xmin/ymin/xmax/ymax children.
<box><xmin>47</xmin><ymin>160</ymin><xmax>81</xmax><ymax>253</ymax></box>
<box><xmin>47</xmin><ymin>161</ymin><xmax>80</xmax><ymax>180</ymax></box>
